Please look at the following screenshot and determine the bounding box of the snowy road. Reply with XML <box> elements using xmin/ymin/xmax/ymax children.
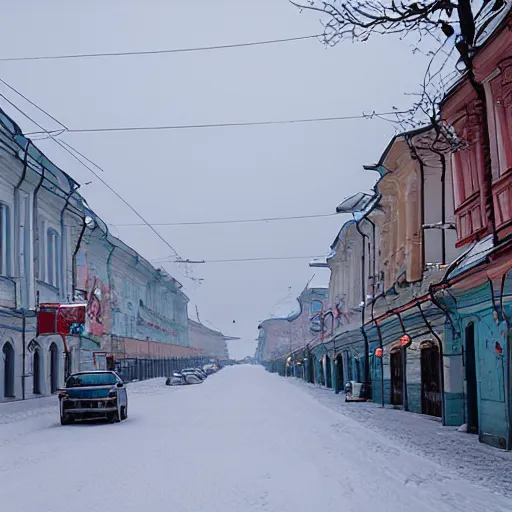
<box><xmin>1</xmin><ymin>365</ymin><xmax>511</xmax><ymax>512</ymax></box>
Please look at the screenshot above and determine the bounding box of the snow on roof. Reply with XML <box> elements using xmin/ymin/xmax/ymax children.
<box><xmin>307</xmin><ymin>272</ymin><xmax>330</xmax><ymax>290</ymax></box>
<box><xmin>447</xmin><ymin>235</ymin><xmax>494</xmax><ymax>279</ymax></box>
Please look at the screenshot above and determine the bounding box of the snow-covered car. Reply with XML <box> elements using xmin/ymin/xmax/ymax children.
<box><xmin>166</xmin><ymin>373</ymin><xmax>186</xmax><ymax>386</ymax></box>
<box><xmin>58</xmin><ymin>371</ymin><xmax>128</xmax><ymax>425</ymax></box>
<box><xmin>203</xmin><ymin>364</ymin><xmax>218</xmax><ymax>375</ymax></box>
<box><xmin>182</xmin><ymin>368</ymin><xmax>206</xmax><ymax>380</ymax></box>
<box><xmin>180</xmin><ymin>369</ymin><xmax>204</xmax><ymax>384</ymax></box>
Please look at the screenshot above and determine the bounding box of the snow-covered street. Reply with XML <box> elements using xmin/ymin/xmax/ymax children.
<box><xmin>1</xmin><ymin>365</ymin><xmax>511</xmax><ymax>512</ymax></box>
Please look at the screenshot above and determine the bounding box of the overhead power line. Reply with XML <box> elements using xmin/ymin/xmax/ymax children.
<box><xmin>62</xmin><ymin>111</ymin><xmax>404</xmax><ymax>134</ymax></box>
<box><xmin>0</xmin><ymin>78</ymin><xmax>195</xmax><ymax>280</ymax></box>
<box><xmin>155</xmin><ymin>255</ymin><xmax>323</xmax><ymax>264</ymax></box>
<box><xmin>116</xmin><ymin>212</ymin><xmax>339</xmax><ymax>227</ymax></box>
<box><xmin>0</xmin><ymin>34</ymin><xmax>321</xmax><ymax>62</ymax></box>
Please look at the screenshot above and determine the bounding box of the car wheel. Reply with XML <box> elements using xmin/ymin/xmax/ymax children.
<box><xmin>121</xmin><ymin>405</ymin><xmax>128</xmax><ymax>420</ymax></box>
<box><xmin>60</xmin><ymin>415</ymin><xmax>73</xmax><ymax>426</ymax></box>
<box><xmin>108</xmin><ymin>411</ymin><xmax>120</xmax><ymax>423</ymax></box>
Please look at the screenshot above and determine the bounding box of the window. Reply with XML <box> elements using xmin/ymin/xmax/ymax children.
<box><xmin>489</xmin><ymin>74</ymin><xmax>512</xmax><ymax>178</ymax></box>
<box><xmin>46</xmin><ymin>228</ymin><xmax>60</xmax><ymax>288</ymax></box>
<box><xmin>66</xmin><ymin>372</ymin><xmax>119</xmax><ymax>388</ymax></box>
<box><xmin>311</xmin><ymin>300</ymin><xmax>323</xmax><ymax>314</ymax></box>
<box><xmin>0</xmin><ymin>203</ymin><xmax>10</xmax><ymax>276</ymax></box>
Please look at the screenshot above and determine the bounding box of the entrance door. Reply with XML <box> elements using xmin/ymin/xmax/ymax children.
<box><xmin>33</xmin><ymin>350</ymin><xmax>41</xmax><ymax>394</ymax></box>
<box><xmin>325</xmin><ymin>356</ymin><xmax>332</xmax><ymax>388</ymax></box>
<box><xmin>3</xmin><ymin>342</ymin><xmax>15</xmax><ymax>398</ymax></box>
<box><xmin>335</xmin><ymin>354</ymin><xmax>344</xmax><ymax>393</ymax></box>
<box><xmin>50</xmin><ymin>343</ymin><xmax>59</xmax><ymax>393</ymax></box>
<box><xmin>420</xmin><ymin>342</ymin><xmax>442</xmax><ymax>417</ymax></box>
<box><xmin>390</xmin><ymin>348</ymin><xmax>403</xmax><ymax>406</ymax></box>
<box><xmin>465</xmin><ymin>323</ymin><xmax>479</xmax><ymax>434</ymax></box>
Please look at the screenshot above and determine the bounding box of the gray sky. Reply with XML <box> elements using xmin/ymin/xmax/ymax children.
<box><xmin>1</xmin><ymin>0</ymin><xmax>430</xmax><ymax>359</ymax></box>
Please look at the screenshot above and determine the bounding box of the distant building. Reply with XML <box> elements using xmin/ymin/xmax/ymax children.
<box><xmin>188</xmin><ymin>319</ymin><xmax>229</xmax><ymax>360</ymax></box>
<box><xmin>256</xmin><ymin>285</ymin><xmax>329</xmax><ymax>364</ymax></box>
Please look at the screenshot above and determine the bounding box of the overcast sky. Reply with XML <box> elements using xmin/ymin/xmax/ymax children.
<box><xmin>1</xmin><ymin>1</ymin><xmax>431</xmax><ymax>359</ymax></box>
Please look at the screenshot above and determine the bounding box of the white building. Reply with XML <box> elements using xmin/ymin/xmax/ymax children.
<box><xmin>0</xmin><ymin>109</ymin><xmax>84</xmax><ymax>401</ymax></box>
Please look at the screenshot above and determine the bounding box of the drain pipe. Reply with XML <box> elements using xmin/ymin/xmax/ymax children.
<box><xmin>395</xmin><ymin>311</ymin><xmax>409</xmax><ymax>411</ymax></box>
<box><xmin>355</xmin><ymin>220</ymin><xmax>371</xmax><ymax>397</ymax></box>
<box><xmin>15</xmin><ymin>140</ymin><xmax>31</xmax><ymax>400</ymax></box>
<box><xmin>371</xmin><ymin>293</ymin><xmax>386</xmax><ymax>407</ymax></box>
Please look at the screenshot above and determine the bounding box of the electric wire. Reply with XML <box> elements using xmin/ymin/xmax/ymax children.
<box><xmin>0</xmin><ymin>35</ymin><xmax>321</xmax><ymax>62</ymax></box>
<box><xmin>61</xmin><ymin>111</ymin><xmax>406</xmax><ymax>134</ymax></box>
<box><xmin>153</xmin><ymin>255</ymin><xmax>324</xmax><ymax>264</ymax></box>
<box><xmin>0</xmin><ymin>79</ymin><xmax>195</xmax><ymax>280</ymax></box>
<box><xmin>116</xmin><ymin>212</ymin><xmax>339</xmax><ymax>227</ymax></box>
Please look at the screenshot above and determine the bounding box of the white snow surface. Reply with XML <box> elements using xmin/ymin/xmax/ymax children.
<box><xmin>1</xmin><ymin>365</ymin><xmax>511</xmax><ymax>512</ymax></box>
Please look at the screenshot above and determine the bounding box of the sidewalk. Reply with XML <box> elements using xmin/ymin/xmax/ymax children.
<box><xmin>289</xmin><ymin>378</ymin><xmax>512</xmax><ymax>499</ymax></box>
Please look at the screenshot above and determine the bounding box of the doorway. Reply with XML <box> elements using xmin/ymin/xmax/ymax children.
<box><xmin>390</xmin><ymin>347</ymin><xmax>403</xmax><ymax>406</ymax></box>
<box><xmin>50</xmin><ymin>343</ymin><xmax>59</xmax><ymax>393</ymax></box>
<box><xmin>33</xmin><ymin>349</ymin><xmax>41</xmax><ymax>394</ymax></box>
<box><xmin>335</xmin><ymin>353</ymin><xmax>344</xmax><ymax>393</ymax></box>
<box><xmin>420</xmin><ymin>341</ymin><xmax>442</xmax><ymax>417</ymax></box>
<box><xmin>3</xmin><ymin>342</ymin><xmax>15</xmax><ymax>398</ymax></box>
<box><xmin>325</xmin><ymin>355</ymin><xmax>332</xmax><ymax>388</ymax></box>
<box><xmin>465</xmin><ymin>323</ymin><xmax>479</xmax><ymax>434</ymax></box>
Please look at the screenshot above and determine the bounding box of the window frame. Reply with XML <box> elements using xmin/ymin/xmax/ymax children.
<box><xmin>0</xmin><ymin>202</ymin><xmax>11</xmax><ymax>277</ymax></box>
<box><xmin>45</xmin><ymin>227</ymin><xmax>60</xmax><ymax>289</ymax></box>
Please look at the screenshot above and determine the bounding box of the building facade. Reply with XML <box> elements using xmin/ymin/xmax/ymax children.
<box><xmin>262</xmin><ymin>12</ymin><xmax>512</xmax><ymax>448</ymax></box>
<box><xmin>188</xmin><ymin>319</ymin><xmax>229</xmax><ymax>360</ymax></box>
<box><xmin>0</xmin><ymin>108</ymin><xmax>85</xmax><ymax>400</ymax></box>
<box><xmin>257</xmin><ymin>285</ymin><xmax>328</xmax><ymax>378</ymax></box>
<box><xmin>0</xmin><ymin>105</ymin><xmax>197</xmax><ymax>403</ymax></box>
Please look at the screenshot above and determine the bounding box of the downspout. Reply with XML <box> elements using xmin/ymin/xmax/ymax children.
<box><xmin>417</xmin><ymin>302</ymin><xmax>446</xmax><ymax>424</ymax></box>
<box><xmin>60</xmin><ymin>184</ymin><xmax>80</xmax><ymax>300</ymax></box>
<box><xmin>72</xmin><ymin>219</ymin><xmax>87</xmax><ymax>300</ymax></box>
<box><xmin>371</xmin><ymin>293</ymin><xmax>386</xmax><ymax>407</ymax></box>
<box><xmin>395</xmin><ymin>311</ymin><xmax>409</xmax><ymax>411</ymax></box>
<box><xmin>15</xmin><ymin>140</ymin><xmax>31</xmax><ymax>400</ymax></box>
<box><xmin>440</xmin><ymin>154</ymin><xmax>447</xmax><ymax>265</ymax></box>
<box><xmin>499</xmin><ymin>270</ymin><xmax>511</xmax><ymax>449</ymax></box>
<box><xmin>406</xmin><ymin>135</ymin><xmax>426</xmax><ymax>272</ymax></box>
<box><xmin>355</xmin><ymin>220</ymin><xmax>371</xmax><ymax>396</ymax></box>
<box><xmin>33</xmin><ymin>168</ymin><xmax>45</xmax><ymax>286</ymax></box>
<box><xmin>106</xmin><ymin>239</ymin><xmax>116</xmax><ymax>358</ymax></box>
<box><xmin>59</xmin><ymin>184</ymin><xmax>80</xmax><ymax>378</ymax></box>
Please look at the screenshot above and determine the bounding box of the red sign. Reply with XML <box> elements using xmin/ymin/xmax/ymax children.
<box><xmin>38</xmin><ymin>303</ymin><xmax>86</xmax><ymax>336</ymax></box>
<box><xmin>374</xmin><ymin>348</ymin><xmax>383</xmax><ymax>358</ymax></box>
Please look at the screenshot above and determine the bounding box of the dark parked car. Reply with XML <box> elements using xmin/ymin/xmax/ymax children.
<box><xmin>58</xmin><ymin>371</ymin><xmax>128</xmax><ymax>425</ymax></box>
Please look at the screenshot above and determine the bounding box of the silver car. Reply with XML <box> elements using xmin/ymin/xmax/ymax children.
<box><xmin>59</xmin><ymin>371</ymin><xmax>128</xmax><ymax>425</ymax></box>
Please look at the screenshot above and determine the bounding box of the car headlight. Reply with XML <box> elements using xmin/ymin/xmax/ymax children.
<box><xmin>108</xmin><ymin>390</ymin><xmax>117</xmax><ymax>398</ymax></box>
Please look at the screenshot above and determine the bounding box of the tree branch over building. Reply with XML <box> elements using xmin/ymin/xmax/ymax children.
<box><xmin>293</xmin><ymin>0</ymin><xmax>508</xmax><ymax>238</ymax></box>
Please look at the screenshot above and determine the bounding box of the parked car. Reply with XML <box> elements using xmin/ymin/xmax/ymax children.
<box><xmin>166</xmin><ymin>373</ymin><xmax>186</xmax><ymax>386</ymax></box>
<box><xmin>182</xmin><ymin>368</ymin><xmax>207</xmax><ymax>380</ymax></box>
<box><xmin>203</xmin><ymin>364</ymin><xmax>218</xmax><ymax>375</ymax></box>
<box><xmin>58</xmin><ymin>371</ymin><xmax>128</xmax><ymax>425</ymax></box>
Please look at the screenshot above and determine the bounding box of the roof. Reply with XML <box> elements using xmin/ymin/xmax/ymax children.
<box><xmin>336</xmin><ymin>192</ymin><xmax>373</xmax><ymax>214</ymax></box>
<box><xmin>446</xmin><ymin>235</ymin><xmax>495</xmax><ymax>280</ymax></box>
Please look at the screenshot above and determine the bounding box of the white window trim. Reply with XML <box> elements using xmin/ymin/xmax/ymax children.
<box><xmin>0</xmin><ymin>201</ymin><xmax>12</xmax><ymax>277</ymax></box>
<box><xmin>42</xmin><ymin>219</ymin><xmax>60</xmax><ymax>289</ymax></box>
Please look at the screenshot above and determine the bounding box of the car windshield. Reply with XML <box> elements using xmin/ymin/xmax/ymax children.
<box><xmin>66</xmin><ymin>373</ymin><xmax>118</xmax><ymax>388</ymax></box>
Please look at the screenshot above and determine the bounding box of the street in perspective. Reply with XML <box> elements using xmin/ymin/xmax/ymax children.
<box><xmin>1</xmin><ymin>1</ymin><xmax>512</xmax><ymax>511</ymax></box>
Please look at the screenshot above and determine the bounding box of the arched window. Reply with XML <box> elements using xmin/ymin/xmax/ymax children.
<box><xmin>46</xmin><ymin>228</ymin><xmax>60</xmax><ymax>288</ymax></box>
<box><xmin>0</xmin><ymin>202</ymin><xmax>11</xmax><ymax>276</ymax></box>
